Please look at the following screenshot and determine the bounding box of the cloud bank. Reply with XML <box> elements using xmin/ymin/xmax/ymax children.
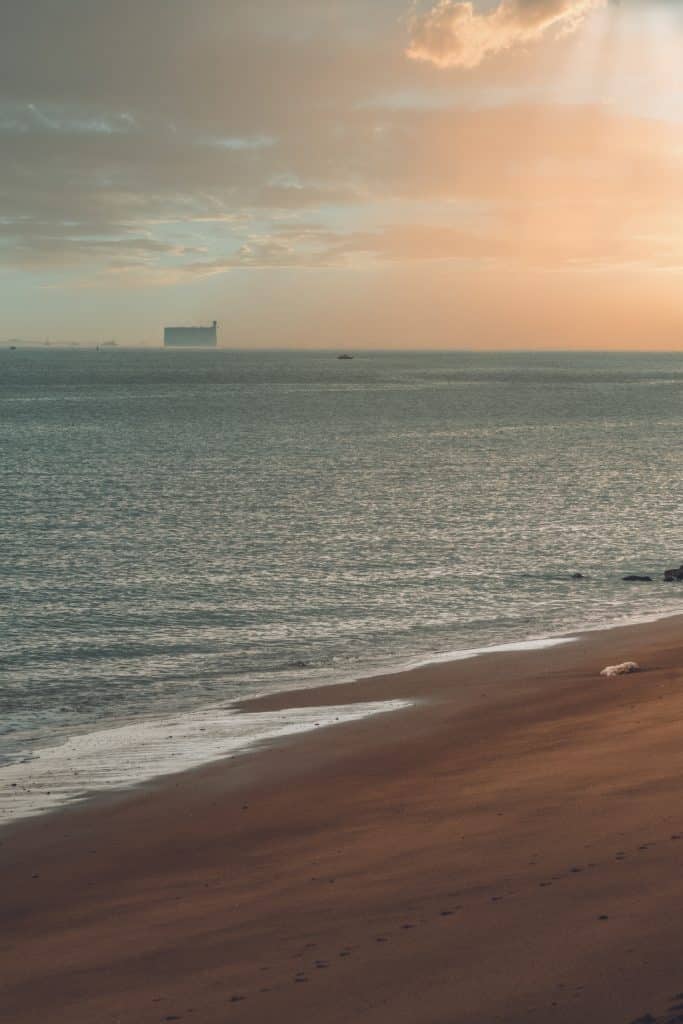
<box><xmin>3</xmin><ymin>0</ymin><xmax>683</xmax><ymax>349</ymax></box>
<box><xmin>406</xmin><ymin>0</ymin><xmax>601</xmax><ymax>68</ymax></box>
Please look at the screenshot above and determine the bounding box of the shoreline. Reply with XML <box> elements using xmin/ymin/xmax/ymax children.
<box><xmin>238</xmin><ymin>605</ymin><xmax>683</xmax><ymax>713</ymax></box>
<box><xmin>3</xmin><ymin>605</ymin><xmax>682</xmax><ymax>827</ymax></box>
<box><xmin>4</xmin><ymin>611</ymin><xmax>683</xmax><ymax>1022</ymax></box>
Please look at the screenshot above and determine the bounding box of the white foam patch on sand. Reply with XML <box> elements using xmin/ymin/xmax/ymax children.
<box><xmin>0</xmin><ymin>699</ymin><xmax>411</xmax><ymax>825</ymax></box>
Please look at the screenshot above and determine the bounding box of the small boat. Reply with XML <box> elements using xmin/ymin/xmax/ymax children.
<box><xmin>337</xmin><ymin>353</ymin><xmax>354</xmax><ymax>360</ymax></box>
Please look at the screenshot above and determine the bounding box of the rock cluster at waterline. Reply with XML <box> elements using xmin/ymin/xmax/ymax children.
<box><xmin>570</xmin><ymin>565</ymin><xmax>683</xmax><ymax>583</ymax></box>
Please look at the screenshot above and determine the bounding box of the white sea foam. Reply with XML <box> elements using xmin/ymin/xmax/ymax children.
<box><xmin>396</xmin><ymin>636</ymin><xmax>577</xmax><ymax>671</ymax></box>
<box><xmin>0</xmin><ymin>699</ymin><xmax>411</xmax><ymax>825</ymax></box>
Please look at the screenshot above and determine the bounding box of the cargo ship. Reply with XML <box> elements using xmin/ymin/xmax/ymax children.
<box><xmin>164</xmin><ymin>321</ymin><xmax>218</xmax><ymax>347</ymax></box>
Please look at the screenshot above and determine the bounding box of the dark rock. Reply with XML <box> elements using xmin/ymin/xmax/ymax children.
<box><xmin>664</xmin><ymin>565</ymin><xmax>683</xmax><ymax>582</ymax></box>
<box><xmin>622</xmin><ymin>575</ymin><xmax>653</xmax><ymax>582</ymax></box>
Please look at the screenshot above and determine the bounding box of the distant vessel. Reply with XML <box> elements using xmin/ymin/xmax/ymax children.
<box><xmin>337</xmin><ymin>353</ymin><xmax>354</xmax><ymax>360</ymax></box>
<box><xmin>164</xmin><ymin>321</ymin><xmax>218</xmax><ymax>348</ymax></box>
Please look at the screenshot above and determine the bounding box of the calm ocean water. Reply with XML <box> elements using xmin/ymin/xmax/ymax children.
<box><xmin>1</xmin><ymin>348</ymin><xmax>682</xmax><ymax>816</ymax></box>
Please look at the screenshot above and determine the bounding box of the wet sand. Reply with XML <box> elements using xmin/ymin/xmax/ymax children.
<box><xmin>3</xmin><ymin>613</ymin><xmax>683</xmax><ymax>1024</ymax></box>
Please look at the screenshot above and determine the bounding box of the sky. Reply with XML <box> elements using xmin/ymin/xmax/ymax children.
<box><xmin>3</xmin><ymin>0</ymin><xmax>683</xmax><ymax>348</ymax></box>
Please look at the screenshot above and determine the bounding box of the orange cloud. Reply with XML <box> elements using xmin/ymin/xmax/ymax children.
<box><xmin>406</xmin><ymin>0</ymin><xmax>602</xmax><ymax>68</ymax></box>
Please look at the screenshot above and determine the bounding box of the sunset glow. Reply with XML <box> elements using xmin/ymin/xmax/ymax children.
<box><xmin>3</xmin><ymin>0</ymin><xmax>683</xmax><ymax>347</ymax></box>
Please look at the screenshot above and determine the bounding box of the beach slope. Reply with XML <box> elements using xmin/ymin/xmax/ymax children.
<box><xmin>3</xmin><ymin>615</ymin><xmax>683</xmax><ymax>1024</ymax></box>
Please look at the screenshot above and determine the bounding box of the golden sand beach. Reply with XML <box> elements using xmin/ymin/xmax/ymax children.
<box><xmin>3</xmin><ymin>613</ymin><xmax>683</xmax><ymax>1024</ymax></box>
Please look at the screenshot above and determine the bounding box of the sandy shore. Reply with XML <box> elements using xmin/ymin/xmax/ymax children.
<box><xmin>3</xmin><ymin>613</ymin><xmax>683</xmax><ymax>1024</ymax></box>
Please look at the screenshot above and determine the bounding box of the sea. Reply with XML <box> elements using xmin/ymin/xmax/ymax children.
<box><xmin>1</xmin><ymin>348</ymin><xmax>682</xmax><ymax>821</ymax></box>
